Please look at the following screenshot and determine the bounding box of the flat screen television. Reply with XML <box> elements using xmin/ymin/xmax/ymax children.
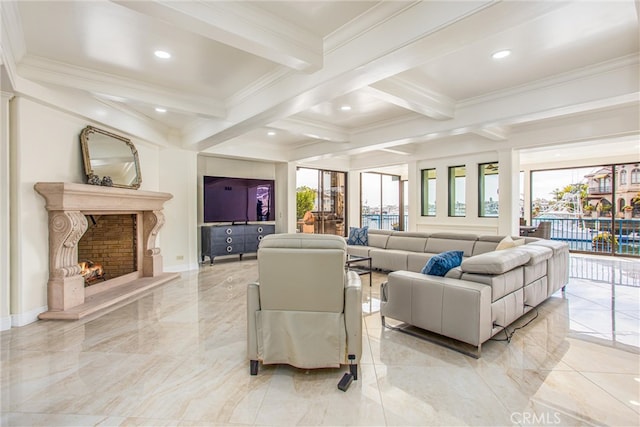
<box><xmin>203</xmin><ymin>176</ymin><xmax>275</xmax><ymax>223</ymax></box>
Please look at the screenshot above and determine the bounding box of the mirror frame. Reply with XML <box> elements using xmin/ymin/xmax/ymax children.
<box><xmin>80</xmin><ymin>125</ymin><xmax>142</xmax><ymax>189</ymax></box>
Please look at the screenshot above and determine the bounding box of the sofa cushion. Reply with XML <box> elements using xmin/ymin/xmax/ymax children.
<box><xmin>461</xmin><ymin>249</ymin><xmax>530</xmax><ymax>275</ymax></box>
<box><xmin>347</xmin><ymin>226</ymin><xmax>368</xmax><ymax>246</ymax></box>
<box><xmin>518</xmin><ymin>244</ymin><xmax>553</xmax><ymax>265</ymax></box>
<box><xmin>346</xmin><ymin>244</ymin><xmax>371</xmax><ymax>258</ymax></box>
<box><xmin>386</xmin><ymin>234</ymin><xmax>429</xmax><ymax>252</ymax></box>
<box><xmin>425</xmin><ymin>233</ymin><xmax>478</xmax><ymax>257</ymax></box>
<box><xmin>462</xmin><ymin>267</ymin><xmax>524</xmax><ymax>302</ymax></box>
<box><xmin>407</xmin><ymin>252</ymin><xmax>434</xmax><ymax>273</ymax></box>
<box><xmin>421</xmin><ymin>251</ymin><xmax>464</xmax><ymax>276</ymax></box>
<box><xmin>367</xmin><ymin>229</ymin><xmax>393</xmax><ymax>249</ymax></box>
<box><xmin>370</xmin><ymin>248</ymin><xmax>408</xmax><ymax>271</ymax></box>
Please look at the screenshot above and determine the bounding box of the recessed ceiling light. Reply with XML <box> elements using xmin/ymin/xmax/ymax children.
<box><xmin>155</xmin><ymin>107</ymin><xmax>167</xmax><ymax>113</ymax></box>
<box><xmin>492</xmin><ymin>50</ymin><xmax>511</xmax><ymax>59</ymax></box>
<box><xmin>267</xmin><ymin>131</ymin><xmax>276</xmax><ymax>136</ymax></box>
<box><xmin>154</xmin><ymin>50</ymin><xmax>171</xmax><ymax>59</ymax></box>
<box><xmin>340</xmin><ymin>105</ymin><xmax>352</xmax><ymax>111</ymax></box>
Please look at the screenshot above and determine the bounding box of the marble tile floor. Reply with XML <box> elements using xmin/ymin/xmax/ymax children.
<box><xmin>1</xmin><ymin>253</ymin><xmax>639</xmax><ymax>426</ymax></box>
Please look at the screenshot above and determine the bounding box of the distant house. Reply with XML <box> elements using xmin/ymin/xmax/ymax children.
<box><xmin>584</xmin><ymin>164</ymin><xmax>640</xmax><ymax>215</ymax></box>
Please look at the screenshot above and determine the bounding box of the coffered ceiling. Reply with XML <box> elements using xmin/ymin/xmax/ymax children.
<box><xmin>1</xmin><ymin>1</ymin><xmax>638</xmax><ymax>167</ymax></box>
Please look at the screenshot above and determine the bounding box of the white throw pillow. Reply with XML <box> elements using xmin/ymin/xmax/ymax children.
<box><xmin>496</xmin><ymin>235</ymin><xmax>525</xmax><ymax>250</ymax></box>
<box><xmin>496</xmin><ymin>236</ymin><xmax>516</xmax><ymax>250</ymax></box>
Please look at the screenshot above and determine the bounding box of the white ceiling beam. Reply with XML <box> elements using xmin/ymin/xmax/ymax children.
<box><xmin>184</xmin><ymin>0</ymin><xmax>571</xmax><ymax>151</ymax></box>
<box><xmin>378</xmin><ymin>147</ymin><xmax>415</xmax><ymax>156</ymax></box>
<box><xmin>18</xmin><ymin>55</ymin><xmax>226</xmax><ymax>118</ymax></box>
<box><xmin>267</xmin><ymin>117</ymin><xmax>349</xmax><ymax>143</ymax></box>
<box><xmin>472</xmin><ymin>126</ymin><xmax>509</xmax><ymax>141</ymax></box>
<box><xmin>365</xmin><ymin>77</ymin><xmax>455</xmax><ymax>120</ymax></box>
<box><xmin>112</xmin><ymin>0</ymin><xmax>322</xmax><ymax>72</ymax></box>
<box><xmin>289</xmin><ymin>59</ymin><xmax>639</xmax><ymax>161</ymax></box>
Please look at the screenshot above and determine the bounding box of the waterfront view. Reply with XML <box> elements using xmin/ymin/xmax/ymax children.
<box><xmin>361</xmin><ymin>163</ymin><xmax>640</xmax><ymax>256</ymax></box>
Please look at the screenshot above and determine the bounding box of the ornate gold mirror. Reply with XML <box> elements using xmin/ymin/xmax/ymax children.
<box><xmin>80</xmin><ymin>126</ymin><xmax>142</xmax><ymax>189</ymax></box>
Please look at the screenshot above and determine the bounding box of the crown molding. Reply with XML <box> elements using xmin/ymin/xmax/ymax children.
<box><xmin>351</xmin><ymin>113</ymin><xmax>423</xmax><ymax>137</ymax></box>
<box><xmin>268</xmin><ymin>116</ymin><xmax>349</xmax><ymax>143</ymax></box>
<box><xmin>459</xmin><ymin>54</ymin><xmax>640</xmax><ymax>108</ymax></box>
<box><xmin>367</xmin><ymin>76</ymin><xmax>455</xmax><ymax>120</ymax></box>
<box><xmin>324</xmin><ymin>1</ymin><xmax>419</xmax><ymax>54</ymax></box>
<box><xmin>226</xmin><ymin>66</ymin><xmax>292</xmax><ymax>109</ymax></box>
<box><xmin>0</xmin><ymin>1</ymin><xmax>26</xmax><ymax>89</ymax></box>
<box><xmin>18</xmin><ymin>55</ymin><xmax>226</xmax><ymax>118</ymax></box>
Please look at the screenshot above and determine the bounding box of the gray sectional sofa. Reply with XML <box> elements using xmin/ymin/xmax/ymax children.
<box><xmin>347</xmin><ymin>229</ymin><xmax>569</xmax><ymax>355</ymax></box>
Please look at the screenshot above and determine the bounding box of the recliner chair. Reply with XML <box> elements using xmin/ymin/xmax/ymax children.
<box><xmin>247</xmin><ymin>233</ymin><xmax>362</xmax><ymax>378</ymax></box>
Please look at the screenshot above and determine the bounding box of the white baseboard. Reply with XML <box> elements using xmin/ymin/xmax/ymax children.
<box><xmin>0</xmin><ymin>315</ymin><xmax>11</xmax><ymax>331</ymax></box>
<box><xmin>164</xmin><ymin>263</ymin><xmax>198</xmax><ymax>273</ymax></box>
<box><xmin>10</xmin><ymin>305</ymin><xmax>47</xmax><ymax>327</ymax></box>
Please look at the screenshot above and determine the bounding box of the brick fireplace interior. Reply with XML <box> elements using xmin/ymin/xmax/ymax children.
<box><xmin>78</xmin><ymin>214</ymin><xmax>137</xmax><ymax>285</ymax></box>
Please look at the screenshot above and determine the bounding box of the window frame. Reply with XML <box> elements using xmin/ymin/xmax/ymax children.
<box><xmin>420</xmin><ymin>168</ymin><xmax>437</xmax><ymax>216</ymax></box>
<box><xmin>478</xmin><ymin>162</ymin><xmax>499</xmax><ymax>217</ymax></box>
<box><xmin>448</xmin><ymin>165</ymin><xmax>466</xmax><ymax>217</ymax></box>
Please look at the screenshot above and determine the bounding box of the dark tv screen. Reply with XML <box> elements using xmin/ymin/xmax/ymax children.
<box><xmin>203</xmin><ymin>176</ymin><xmax>275</xmax><ymax>223</ymax></box>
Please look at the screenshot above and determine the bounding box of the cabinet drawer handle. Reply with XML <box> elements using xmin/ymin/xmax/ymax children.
<box><xmin>257</xmin><ymin>226</ymin><xmax>263</xmax><ymax>233</ymax></box>
<box><xmin>226</xmin><ymin>246</ymin><xmax>233</xmax><ymax>252</ymax></box>
<box><xmin>226</xmin><ymin>237</ymin><xmax>233</xmax><ymax>243</ymax></box>
<box><xmin>226</xmin><ymin>228</ymin><xmax>233</xmax><ymax>234</ymax></box>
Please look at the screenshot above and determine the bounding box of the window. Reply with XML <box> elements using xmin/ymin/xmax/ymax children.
<box><xmin>620</xmin><ymin>169</ymin><xmax>627</xmax><ymax>185</ymax></box>
<box><xmin>448</xmin><ymin>166</ymin><xmax>466</xmax><ymax>217</ymax></box>
<box><xmin>479</xmin><ymin>163</ymin><xmax>499</xmax><ymax>217</ymax></box>
<box><xmin>296</xmin><ymin>168</ymin><xmax>346</xmax><ymax>236</ymax></box>
<box><xmin>632</xmin><ymin>168</ymin><xmax>640</xmax><ymax>184</ymax></box>
<box><xmin>421</xmin><ymin>169</ymin><xmax>436</xmax><ymax>216</ymax></box>
<box><xmin>361</xmin><ymin>172</ymin><xmax>402</xmax><ymax>230</ymax></box>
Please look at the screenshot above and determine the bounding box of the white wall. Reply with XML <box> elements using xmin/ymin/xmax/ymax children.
<box><xmin>275</xmin><ymin>162</ymin><xmax>296</xmax><ymax>233</ymax></box>
<box><xmin>159</xmin><ymin>148</ymin><xmax>198</xmax><ymax>272</ymax></box>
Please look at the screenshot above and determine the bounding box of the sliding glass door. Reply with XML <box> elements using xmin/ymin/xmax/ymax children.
<box><xmin>530</xmin><ymin>163</ymin><xmax>639</xmax><ymax>257</ymax></box>
<box><xmin>296</xmin><ymin>168</ymin><xmax>347</xmax><ymax>236</ymax></box>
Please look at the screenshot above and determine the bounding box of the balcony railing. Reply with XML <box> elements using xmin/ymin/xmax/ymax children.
<box><xmin>362</xmin><ymin>214</ymin><xmax>408</xmax><ymax>231</ymax></box>
<box><xmin>360</xmin><ymin>215</ymin><xmax>639</xmax><ymax>256</ymax></box>
<box><xmin>587</xmin><ymin>185</ymin><xmax>612</xmax><ymax>194</ymax></box>
<box><xmin>531</xmin><ymin>217</ymin><xmax>639</xmax><ymax>256</ymax></box>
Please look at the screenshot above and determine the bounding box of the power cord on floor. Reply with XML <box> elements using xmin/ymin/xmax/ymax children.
<box><xmin>490</xmin><ymin>306</ymin><xmax>539</xmax><ymax>343</ymax></box>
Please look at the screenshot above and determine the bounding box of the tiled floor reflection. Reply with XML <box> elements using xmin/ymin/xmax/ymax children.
<box><xmin>2</xmin><ymin>254</ymin><xmax>639</xmax><ymax>426</ymax></box>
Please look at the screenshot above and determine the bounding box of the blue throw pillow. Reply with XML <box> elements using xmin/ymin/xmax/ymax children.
<box><xmin>421</xmin><ymin>251</ymin><xmax>464</xmax><ymax>276</ymax></box>
<box><xmin>347</xmin><ymin>226</ymin><xmax>368</xmax><ymax>246</ymax></box>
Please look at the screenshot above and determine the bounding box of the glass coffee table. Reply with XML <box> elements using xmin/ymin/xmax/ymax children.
<box><xmin>345</xmin><ymin>256</ymin><xmax>372</xmax><ymax>287</ymax></box>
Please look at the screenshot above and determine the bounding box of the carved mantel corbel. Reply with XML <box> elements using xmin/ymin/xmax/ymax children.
<box><xmin>143</xmin><ymin>210</ymin><xmax>165</xmax><ymax>276</ymax></box>
<box><xmin>47</xmin><ymin>210</ymin><xmax>88</xmax><ymax>310</ymax></box>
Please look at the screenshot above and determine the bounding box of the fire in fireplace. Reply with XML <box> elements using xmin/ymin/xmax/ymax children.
<box><xmin>79</xmin><ymin>260</ymin><xmax>105</xmax><ymax>285</ymax></box>
<box><xmin>78</xmin><ymin>214</ymin><xmax>137</xmax><ymax>287</ymax></box>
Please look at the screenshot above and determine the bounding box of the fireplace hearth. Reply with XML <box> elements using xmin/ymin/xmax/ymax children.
<box><xmin>34</xmin><ymin>182</ymin><xmax>179</xmax><ymax>320</ymax></box>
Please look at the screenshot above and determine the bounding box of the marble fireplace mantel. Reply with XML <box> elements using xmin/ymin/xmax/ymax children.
<box><xmin>34</xmin><ymin>182</ymin><xmax>180</xmax><ymax>320</ymax></box>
